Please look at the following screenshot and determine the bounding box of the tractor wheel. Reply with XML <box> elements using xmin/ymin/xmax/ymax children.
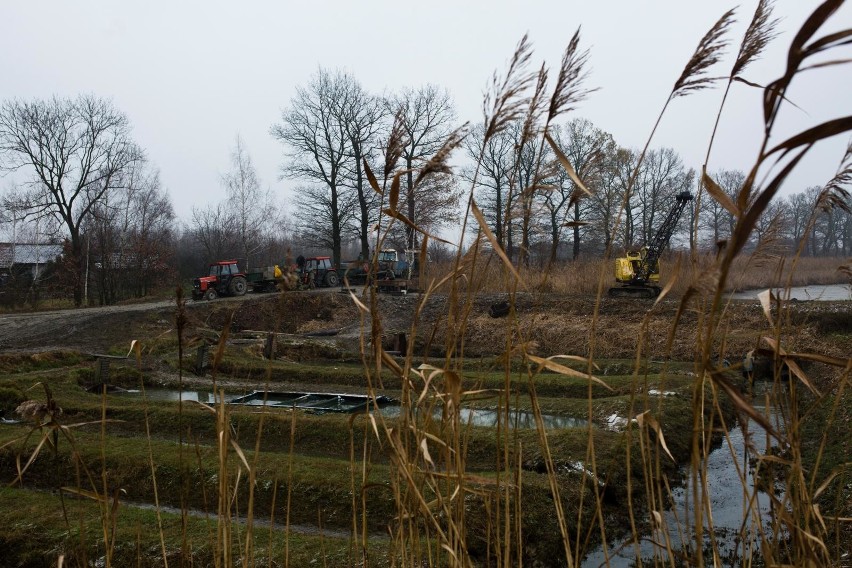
<box><xmin>324</xmin><ymin>271</ymin><xmax>339</xmax><ymax>287</ymax></box>
<box><xmin>229</xmin><ymin>276</ymin><xmax>247</xmax><ymax>296</ymax></box>
<box><xmin>204</xmin><ymin>288</ymin><xmax>218</xmax><ymax>301</ymax></box>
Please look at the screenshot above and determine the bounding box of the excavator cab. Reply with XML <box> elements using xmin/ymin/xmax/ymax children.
<box><xmin>614</xmin><ymin>248</ymin><xmax>660</xmax><ymax>285</ymax></box>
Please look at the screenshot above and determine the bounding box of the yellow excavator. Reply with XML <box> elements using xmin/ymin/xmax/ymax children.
<box><xmin>609</xmin><ymin>191</ymin><xmax>693</xmax><ymax>299</ymax></box>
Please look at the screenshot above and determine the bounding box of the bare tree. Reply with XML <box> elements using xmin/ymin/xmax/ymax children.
<box><xmin>388</xmin><ymin>85</ymin><xmax>458</xmax><ymax>249</ymax></box>
<box><xmin>0</xmin><ymin>95</ymin><xmax>142</xmax><ymax>306</ymax></box>
<box><xmin>386</xmin><ymin>169</ymin><xmax>462</xmax><ymax>251</ymax></box>
<box><xmin>633</xmin><ymin>148</ymin><xmax>693</xmax><ymax>246</ymax></box>
<box><xmin>290</xmin><ymin>182</ymin><xmax>356</xmax><ymax>254</ymax></box>
<box><xmin>588</xmin><ymin>146</ymin><xmax>631</xmax><ymax>251</ymax></box>
<box><xmin>87</xmin><ymin>163</ymin><xmax>175</xmax><ymax>304</ymax></box>
<box><xmin>222</xmin><ymin>135</ymin><xmax>280</xmax><ymax>267</ymax></box>
<box><xmin>701</xmin><ymin>169</ymin><xmax>743</xmax><ymax>247</ymax></box>
<box><xmin>271</xmin><ymin>68</ymin><xmax>353</xmax><ymax>266</ymax></box>
<box><xmin>546</xmin><ymin>118</ymin><xmax>612</xmax><ymax>261</ymax></box>
<box><xmin>614</xmin><ymin>148</ymin><xmax>640</xmax><ymax>248</ymax></box>
<box><xmin>125</xmin><ymin>168</ymin><xmax>175</xmax><ymax>297</ymax></box>
<box><xmin>777</xmin><ymin>184</ymin><xmax>852</xmax><ymax>257</ymax></box>
<box><xmin>813</xmin><ymin>191</ymin><xmax>850</xmax><ymax>256</ymax></box>
<box><xmin>336</xmin><ymin>75</ymin><xmax>385</xmax><ymax>259</ymax></box>
<box><xmin>191</xmin><ymin>202</ymin><xmax>239</xmax><ymax>262</ymax></box>
<box><xmin>462</xmin><ymin>123</ymin><xmax>515</xmax><ymax>251</ymax></box>
<box><xmin>514</xmin><ymin>123</ymin><xmax>550</xmax><ymax>266</ymax></box>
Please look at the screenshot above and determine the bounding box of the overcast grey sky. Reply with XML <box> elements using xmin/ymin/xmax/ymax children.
<box><xmin>2</xmin><ymin>1</ymin><xmax>850</xmax><ymax>227</ymax></box>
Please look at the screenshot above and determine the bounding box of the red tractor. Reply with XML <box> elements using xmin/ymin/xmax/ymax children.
<box><xmin>192</xmin><ymin>260</ymin><xmax>248</xmax><ymax>301</ymax></box>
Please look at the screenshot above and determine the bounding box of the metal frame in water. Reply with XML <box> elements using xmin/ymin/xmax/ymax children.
<box><xmin>228</xmin><ymin>391</ymin><xmax>393</xmax><ymax>414</ymax></box>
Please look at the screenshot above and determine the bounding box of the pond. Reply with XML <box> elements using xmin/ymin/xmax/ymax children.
<box><xmin>729</xmin><ymin>283</ymin><xmax>851</xmax><ymax>301</ymax></box>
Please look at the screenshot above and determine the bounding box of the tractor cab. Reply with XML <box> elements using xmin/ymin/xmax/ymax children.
<box><xmin>209</xmin><ymin>261</ymin><xmax>240</xmax><ymax>277</ymax></box>
<box><xmin>192</xmin><ymin>260</ymin><xmax>248</xmax><ymax>300</ymax></box>
<box><xmin>297</xmin><ymin>256</ymin><xmax>339</xmax><ymax>288</ymax></box>
<box><xmin>377</xmin><ymin>250</ymin><xmax>398</xmax><ymax>263</ymax></box>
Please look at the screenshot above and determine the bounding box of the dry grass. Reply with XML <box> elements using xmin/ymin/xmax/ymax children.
<box><xmin>425</xmin><ymin>254</ymin><xmax>851</xmax><ymax>297</ymax></box>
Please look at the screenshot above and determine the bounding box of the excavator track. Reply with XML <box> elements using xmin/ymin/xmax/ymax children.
<box><xmin>608</xmin><ymin>285</ymin><xmax>660</xmax><ymax>299</ymax></box>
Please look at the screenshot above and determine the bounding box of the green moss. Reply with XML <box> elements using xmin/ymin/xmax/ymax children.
<box><xmin>0</xmin><ymin>485</ymin><xmax>385</xmax><ymax>567</ymax></box>
<box><xmin>0</xmin><ymin>381</ymin><xmax>27</xmax><ymax>415</ymax></box>
<box><xmin>0</xmin><ymin>350</ymin><xmax>83</xmax><ymax>374</ymax></box>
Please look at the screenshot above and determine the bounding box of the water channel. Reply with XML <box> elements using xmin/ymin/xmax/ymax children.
<box><xmin>729</xmin><ymin>283</ymin><xmax>851</xmax><ymax>301</ymax></box>
<box><xmin>67</xmin><ymin>382</ymin><xmax>791</xmax><ymax>564</ymax></box>
<box><xmin>115</xmin><ymin>388</ymin><xmax>587</xmax><ymax>430</ymax></box>
<box><xmin>583</xmin><ymin>385</ymin><xmax>784</xmax><ymax>567</ymax></box>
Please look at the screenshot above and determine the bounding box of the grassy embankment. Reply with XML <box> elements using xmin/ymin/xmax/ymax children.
<box><xmin>0</xmin><ymin>333</ymin><xmax>733</xmax><ymax>567</ymax></box>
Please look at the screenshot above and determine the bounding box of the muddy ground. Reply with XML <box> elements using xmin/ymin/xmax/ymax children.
<box><xmin>1</xmin><ymin>289</ymin><xmax>848</xmax><ymax>366</ymax></box>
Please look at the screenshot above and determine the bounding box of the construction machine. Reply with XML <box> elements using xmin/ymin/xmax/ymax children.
<box><xmin>341</xmin><ymin>248</ymin><xmax>424</xmax><ymax>288</ymax></box>
<box><xmin>609</xmin><ymin>191</ymin><xmax>693</xmax><ymax>299</ymax></box>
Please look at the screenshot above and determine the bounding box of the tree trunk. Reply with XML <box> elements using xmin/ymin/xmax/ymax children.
<box><xmin>572</xmin><ymin>202</ymin><xmax>581</xmax><ymax>261</ymax></box>
<box><xmin>331</xmin><ymin>185</ymin><xmax>341</xmax><ymax>268</ymax></box>
<box><xmin>69</xmin><ymin>233</ymin><xmax>85</xmax><ymax>307</ymax></box>
<box><xmin>549</xmin><ymin>208</ymin><xmax>559</xmax><ymax>264</ymax></box>
<box><xmin>494</xmin><ymin>182</ymin><xmax>503</xmax><ymax>250</ymax></box>
<box><xmin>354</xmin><ymin>152</ymin><xmax>370</xmax><ymax>259</ymax></box>
<box><xmin>406</xmin><ymin>157</ymin><xmax>416</xmax><ymax>249</ymax></box>
<box><xmin>520</xmin><ymin>195</ymin><xmax>531</xmax><ymax>268</ymax></box>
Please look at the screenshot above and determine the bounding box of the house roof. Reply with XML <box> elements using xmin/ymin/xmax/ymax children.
<box><xmin>0</xmin><ymin>243</ymin><xmax>63</xmax><ymax>268</ymax></box>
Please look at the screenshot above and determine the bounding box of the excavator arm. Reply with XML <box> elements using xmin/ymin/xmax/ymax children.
<box><xmin>634</xmin><ymin>191</ymin><xmax>693</xmax><ymax>284</ymax></box>
<box><xmin>610</xmin><ymin>191</ymin><xmax>693</xmax><ymax>298</ymax></box>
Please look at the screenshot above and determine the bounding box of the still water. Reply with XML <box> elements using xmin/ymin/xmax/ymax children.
<box><xmin>583</xmin><ymin>389</ymin><xmax>783</xmax><ymax>566</ymax></box>
<box><xmin>117</xmin><ymin>389</ymin><xmax>587</xmax><ymax>429</ymax></box>
<box><xmin>379</xmin><ymin>404</ymin><xmax>587</xmax><ymax>429</ymax></box>
<box><xmin>118</xmin><ymin>388</ymin><xmax>233</xmax><ymax>403</ymax></box>
<box><xmin>729</xmin><ymin>283</ymin><xmax>851</xmax><ymax>301</ymax></box>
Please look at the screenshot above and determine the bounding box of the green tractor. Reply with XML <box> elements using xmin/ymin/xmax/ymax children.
<box><xmin>296</xmin><ymin>256</ymin><xmax>340</xmax><ymax>288</ymax></box>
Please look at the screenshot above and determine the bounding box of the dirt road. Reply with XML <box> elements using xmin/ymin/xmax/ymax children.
<box><xmin>0</xmin><ymin>286</ymin><xmax>353</xmax><ymax>353</ymax></box>
<box><xmin>0</xmin><ymin>296</ymin><xmax>242</xmax><ymax>353</ymax></box>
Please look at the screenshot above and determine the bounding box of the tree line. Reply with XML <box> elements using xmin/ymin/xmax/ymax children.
<box><xmin>272</xmin><ymin>67</ymin><xmax>851</xmax><ymax>268</ymax></box>
<box><xmin>1</xmin><ymin>79</ymin><xmax>849</xmax><ymax>307</ymax></box>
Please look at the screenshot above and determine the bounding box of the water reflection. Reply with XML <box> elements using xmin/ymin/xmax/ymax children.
<box><xmin>117</xmin><ymin>389</ymin><xmax>238</xmax><ymax>404</ymax></box>
<box><xmin>583</xmin><ymin>386</ymin><xmax>784</xmax><ymax>566</ymax></box>
<box><xmin>379</xmin><ymin>405</ymin><xmax>587</xmax><ymax>429</ymax></box>
<box><xmin>116</xmin><ymin>389</ymin><xmax>586</xmax><ymax>429</ymax></box>
<box><xmin>730</xmin><ymin>283</ymin><xmax>851</xmax><ymax>301</ymax></box>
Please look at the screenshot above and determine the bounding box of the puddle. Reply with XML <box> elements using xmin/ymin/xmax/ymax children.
<box><xmin>729</xmin><ymin>283</ymin><xmax>851</xmax><ymax>301</ymax></box>
<box><xmin>583</xmin><ymin>387</ymin><xmax>784</xmax><ymax>566</ymax></box>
